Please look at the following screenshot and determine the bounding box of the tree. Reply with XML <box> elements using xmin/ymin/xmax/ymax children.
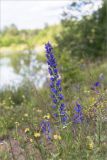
<box><xmin>2</xmin><ymin>24</ymin><xmax>18</xmax><ymax>35</ymax></box>
<box><xmin>56</xmin><ymin>0</ymin><xmax>106</xmax><ymax>58</ymax></box>
<box><xmin>55</xmin><ymin>0</ymin><xmax>106</xmax><ymax>87</ymax></box>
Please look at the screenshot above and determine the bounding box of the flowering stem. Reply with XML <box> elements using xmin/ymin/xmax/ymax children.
<box><xmin>45</xmin><ymin>42</ymin><xmax>68</xmax><ymax>126</ymax></box>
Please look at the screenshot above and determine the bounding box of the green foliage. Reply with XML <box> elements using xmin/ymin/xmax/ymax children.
<box><xmin>53</xmin><ymin>0</ymin><xmax>106</xmax><ymax>87</ymax></box>
<box><xmin>0</xmin><ymin>24</ymin><xmax>61</xmax><ymax>49</ymax></box>
<box><xmin>56</xmin><ymin>51</ymin><xmax>85</xmax><ymax>88</ymax></box>
<box><xmin>0</xmin><ymin>1</ymin><xmax>107</xmax><ymax>159</ymax></box>
<box><xmin>56</xmin><ymin>0</ymin><xmax>106</xmax><ymax>58</ymax></box>
<box><xmin>0</xmin><ymin>74</ymin><xmax>107</xmax><ymax>159</ymax></box>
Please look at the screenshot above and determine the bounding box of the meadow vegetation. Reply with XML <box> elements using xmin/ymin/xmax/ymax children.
<box><xmin>0</xmin><ymin>0</ymin><xmax>107</xmax><ymax>159</ymax></box>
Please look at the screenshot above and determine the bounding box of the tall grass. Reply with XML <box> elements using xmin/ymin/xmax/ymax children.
<box><xmin>0</xmin><ymin>60</ymin><xmax>107</xmax><ymax>159</ymax></box>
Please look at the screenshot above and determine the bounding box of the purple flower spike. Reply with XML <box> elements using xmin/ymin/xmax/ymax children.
<box><xmin>59</xmin><ymin>94</ymin><xmax>64</xmax><ymax>100</ymax></box>
<box><xmin>91</xmin><ymin>81</ymin><xmax>101</xmax><ymax>94</ymax></box>
<box><xmin>59</xmin><ymin>103</ymin><xmax>65</xmax><ymax>111</ymax></box>
<box><xmin>94</xmin><ymin>81</ymin><xmax>100</xmax><ymax>87</ymax></box>
<box><xmin>52</xmin><ymin>105</ymin><xmax>56</xmax><ymax>109</ymax></box>
<box><xmin>45</xmin><ymin>42</ymin><xmax>68</xmax><ymax>125</ymax></box>
<box><xmin>40</xmin><ymin>120</ymin><xmax>51</xmax><ymax>140</ymax></box>
<box><xmin>74</xmin><ymin>103</ymin><xmax>82</xmax><ymax>113</ymax></box>
<box><xmin>61</xmin><ymin>115</ymin><xmax>68</xmax><ymax>123</ymax></box>
<box><xmin>73</xmin><ymin>102</ymin><xmax>83</xmax><ymax>124</ymax></box>
<box><xmin>56</xmin><ymin>79</ymin><xmax>61</xmax><ymax>87</ymax></box>
<box><xmin>53</xmin><ymin>113</ymin><xmax>59</xmax><ymax>118</ymax></box>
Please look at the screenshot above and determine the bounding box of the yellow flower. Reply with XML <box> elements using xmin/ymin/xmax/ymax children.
<box><xmin>24</xmin><ymin>113</ymin><xmax>28</xmax><ymax>117</ymax></box>
<box><xmin>86</xmin><ymin>136</ymin><xmax>94</xmax><ymax>150</ymax></box>
<box><xmin>53</xmin><ymin>134</ymin><xmax>61</xmax><ymax>140</ymax></box>
<box><xmin>34</xmin><ymin>132</ymin><xmax>41</xmax><ymax>138</ymax></box>
<box><xmin>43</xmin><ymin>113</ymin><xmax>50</xmax><ymax>119</ymax></box>
<box><xmin>88</xmin><ymin>142</ymin><xmax>94</xmax><ymax>150</ymax></box>
<box><xmin>30</xmin><ymin>138</ymin><xmax>33</xmax><ymax>143</ymax></box>
<box><xmin>90</xmin><ymin>97</ymin><xmax>95</xmax><ymax>104</ymax></box>
<box><xmin>25</xmin><ymin>128</ymin><xmax>30</xmax><ymax>133</ymax></box>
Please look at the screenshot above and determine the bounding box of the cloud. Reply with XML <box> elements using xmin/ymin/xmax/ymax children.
<box><xmin>1</xmin><ymin>0</ymin><xmax>102</xmax><ymax>30</ymax></box>
<box><xmin>1</xmin><ymin>0</ymin><xmax>71</xmax><ymax>30</ymax></box>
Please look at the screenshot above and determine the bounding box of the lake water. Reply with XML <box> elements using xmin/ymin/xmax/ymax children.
<box><xmin>0</xmin><ymin>55</ymin><xmax>48</xmax><ymax>89</ymax></box>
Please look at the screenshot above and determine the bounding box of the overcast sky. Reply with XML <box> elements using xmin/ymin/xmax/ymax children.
<box><xmin>0</xmin><ymin>0</ymin><xmax>102</xmax><ymax>30</ymax></box>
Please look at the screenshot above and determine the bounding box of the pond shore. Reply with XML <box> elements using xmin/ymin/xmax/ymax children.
<box><xmin>0</xmin><ymin>45</ymin><xmax>44</xmax><ymax>56</ymax></box>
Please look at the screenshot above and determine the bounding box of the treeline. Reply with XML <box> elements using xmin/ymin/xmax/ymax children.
<box><xmin>56</xmin><ymin>0</ymin><xmax>106</xmax><ymax>58</ymax></box>
<box><xmin>0</xmin><ymin>24</ymin><xmax>40</xmax><ymax>47</ymax></box>
<box><xmin>54</xmin><ymin>0</ymin><xmax>106</xmax><ymax>87</ymax></box>
<box><xmin>0</xmin><ymin>24</ymin><xmax>61</xmax><ymax>48</ymax></box>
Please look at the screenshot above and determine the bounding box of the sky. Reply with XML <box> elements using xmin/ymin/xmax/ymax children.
<box><xmin>0</xmin><ymin>0</ymin><xmax>102</xmax><ymax>30</ymax></box>
<box><xmin>1</xmin><ymin>0</ymin><xmax>71</xmax><ymax>30</ymax></box>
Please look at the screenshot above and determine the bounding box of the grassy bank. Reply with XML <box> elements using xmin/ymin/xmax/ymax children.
<box><xmin>0</xmin><ymin>59</ymin><xmax>107</xmax><ymax>159</ymax></box>
<box><xmin>0</xmin><ymin>24</ymin><xmax>62</xmax><ymax>54</ymax></box>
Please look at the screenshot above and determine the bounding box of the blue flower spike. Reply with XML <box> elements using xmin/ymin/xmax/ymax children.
<box><xmin>45</xmin><ymin>42</ymin><xmax>68</xmax><ymax>125</ymax></box>
<box><xmin>91</xmin><ymin>81</ymin><xmax>101</xmax><ymax>94</ymax></box>
<box><xmin>73</xmin><ymin>102</ymin><xmax>83</xmax><ymax>124</ymax></box>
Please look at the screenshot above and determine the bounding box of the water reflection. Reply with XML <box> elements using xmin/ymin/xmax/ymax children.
<box><xmin>0</xmin><ymin>54</ymin><xmax>48</xmax><ymax>89</ymax></box>
<box><xmin>0</xmin><ymin>58</ymin><xmax>22</xmax><ymax>88</ymax></box>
